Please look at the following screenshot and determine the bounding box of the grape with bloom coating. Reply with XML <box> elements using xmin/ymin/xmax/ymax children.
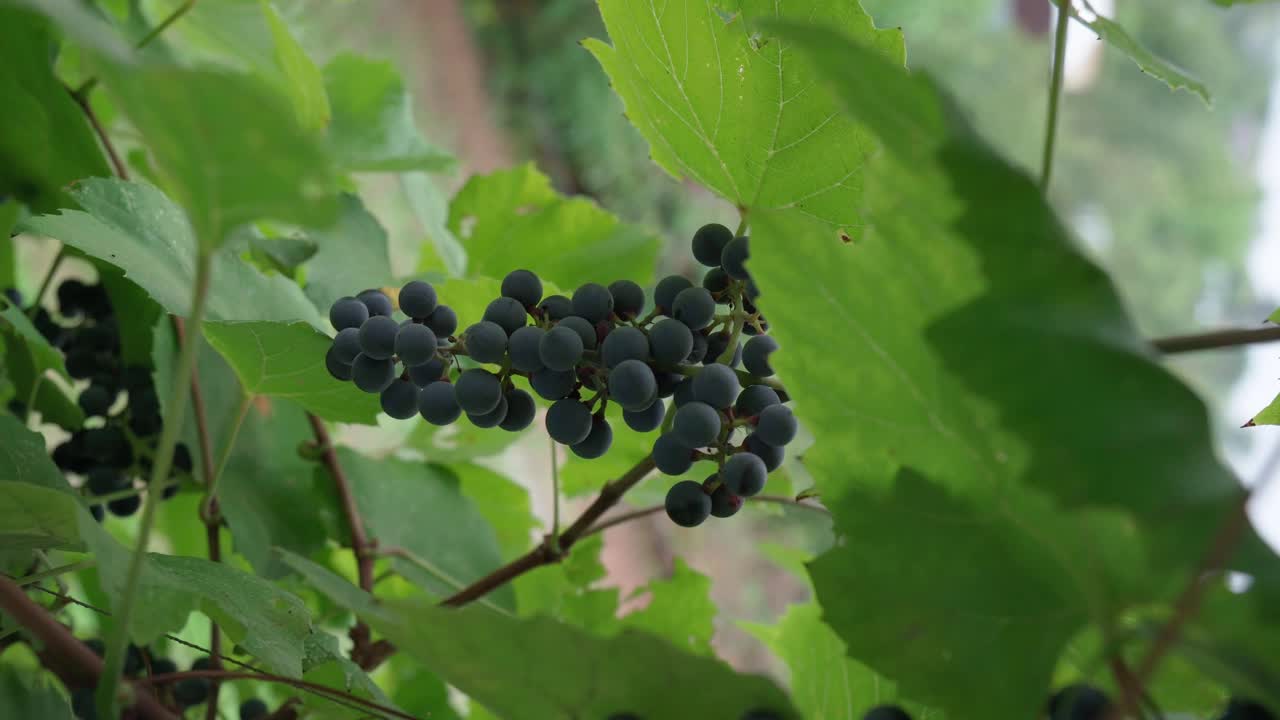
<box><xmin>358</xmin><ymin>315</ymin><xmax>399</xmax><ymax>360</ymax></box>
<box><xmin>692</xmin><ymin>222</ymin><xmax>733</xmax><ymax>266</ymax></box>
<box><xmin>571</xmin><ymin>416</ymin><xmax>613</xmax><ymax>459</ymax></box>
<box><xmin>602</xmin><ymin>326</ymin><xmax>649</xmax><ymax>367</ymax></box>
<box><xmin>538</xmin><ymin>295</ymin><xmax>572</xmax><ymax>321</ymax></box>
<box><xmin>743</xmin><ymin>335</ymin><xmax>778</xmax><ymax>376</ymax></box>
<box><xmin>419</xmin><ymin>382</ymin><xmax>462</xmax><ymax>425</ymax></box>
<box><xmin>499</xmin><ymin>389</ymin><xmax>537</xmax><ymax>431</ymax></box>
<box><xmin>464</xmin><ymin>321</ymin><xmax>508</xmax><ymax>364</ymax></box>
<box><xmin>649</xmin><ymin>318</ymin><xmax>693</xmax><ymax>366</ymax></box>
<box><xmin>332</xmin><ymin>327</ymin><xmax>362</xmax><ymax>365</ymax></box>
<box><xmin>571</xmin><ymin>282</ymin><xmax>614</xmax><ymax>323</ymax></box>
<box><xmin>623</xmin><ymin>399</ymin><xmax>666</xmax><ymax>432</ymax></box>
<box><xmin>501</xmin><ymin>269</ymin><xmax>542</xmax><ymax>308</ymax></box>
<box><xmin>735</xmin><ymin>384</ymin><xmax>780</xmax><ymax>417</ymax></box>
<box><xmin>399</xmin><ymin>280</ymin><xmax>438</xmax><ymax>318</ymax></box>
<box><xmin>608</xmin><ymin>359</ymin><xmax>657</xmax><ymax>411</ymax></box>
<box><xmin>672</xmin><ymin>402</ymin><xmax>721</xmax><ymax>448</ymax></box>
<box><xmin>508</xmin><ymin>326</ymin><xmax>546</xmax><ymax>372</ymax></box>
<box><xmin>380</xmin><ymin>379</ymin><xmax>421</xmax><ymax>419</ymax></box>
<box><xmin>468</xmin><ymin>394</ymin><xmax>509</xmax><ymax>428</ymax></box>
<box><xmin>530</xmin><ymin>368</ymin><xmax>577</xmax><ymax>400</ymax></box>
<box><xmin>720</xmin><ymin>236</ymin><xmax>750</xmax><ymax>279</ymax></box>
<box><xmin>546</xmin><ymin>399</ymin><xmax>593</xmax><ymax>445</ymax></box>
<box><xmin>755</xmin><ymin>404</ymin><xmax>798</xmax><ymax>447</ymax></box>
<box><xmin>329</xmin><ymin>296</ymin><xmax>369</xmax><ymax>331</ymax></box>
<box><xmin>425</xmin><ymin>305</ymin><xmax>458</xmax><ymax>338</ymax></box>
<box><xmin>351</xmin><ymin>354</ymin><xmax>395</xmax><ymax>393</ymax></box>
<box><xmin>395</xmin><ymin>323</ymin><xmax>438</xmax><ymax>366</ymax></box>
<box><xmin>539</xmin><ymin>325</ymin><xmax>585</xmax><ymax>371</ymax></box>
<box><xmin>652</xmin><ymin>433</ymin><xmax>694</xmax><ymax>475</ymax></box>
<box><xmin>484</xmin><ymin>296</ymin><xmax>527</xmax><ymax>335</ymax></box>
<box><xmin>672</xmin><ymin>287</ymin><xmax>716</xmax><ymax>330</ymax></box>
<box><xmin>358</xmin><ymin>289</ymin><xmax>394</xmax><ymax>317</ymax></box>
<box><xmin>608</xmin><ymin>280</ymin><xmax>645</xmax><ymax>319</ymax></box>
<box><xmin>692</xmin><ymin>363</ymin><xmax>740</xmax><ymax>409</ymax></box>
<box><xmin>665</xmin><ymin>480</ymin><xmax>711</xmax><ymax>527</ymax></box>
<box><xmin>722</xmin><ymin>452</ymin><xmax>767</xmax><ymax>497</ymax></box>
<box><xmin>455</xmin><ymin>369</ymin><xmax>503</xmax><ymax>415</ymax></box>
<box><xmin>654</xmin><ymin>275</ymin><xmax>693</xmax><ymax>313</ymax></box>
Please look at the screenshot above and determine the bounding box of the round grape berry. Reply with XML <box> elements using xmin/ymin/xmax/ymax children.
<box><xmin>395</xmin><ymin>323</ymin><xmax>438</xmax><ymax>367</ymax></box>
<box><xmin>357</xmin><ymin>289</ymin><xmax>394</xmax><ymax>317</ymax></box>
<box><xmin>571</xmin><ymin>416</ymin><xmax>613</xmax><ymax>459</ymax></box>
<box><xmin>539</xmin><ymin>325</ymin><xmax>585</xmax><ymax>371</ymax></box>
<box><xmin>546</xmin><ymin>399</ymin><xmax>593</xmax><ymax>445</ymax></box>
<box><xmin>652</xmin><ymin>433</ymin><xmax>694</xmax><ymax>475</ymax></box>
<box><xmin>173</xmin><ymin>443</ymin><xmax>194</xmax><ymax>474</ymax></box>
<box><xmin>419</xmin><ymin>382</ymin><xmax>462</xmax><ymax>425</ymax></box>
<box><xmin>656</xmin><ymin>371</ymin><xmax>684</xmax><ymax>398</ymax></box>
<box><xmin>742</xmin><ymin>335</ymin><xmax>778</xmax><ymax>376</ymax></box>
<box><xmin>425</xmin><ymin>305</ymin><xmax>458</xmax><ymax>338</ymax></box>
<box><xmin>721</xmin><ymin>236</ymin><xmax>750</xmax><ymax>279</ymax></box>
<box><xmin>692</xmin><ymin>222</ymin><xmax>733</xmax><ymax>267</ymax></box>
<box><xmin>692</xmin><ymin>363</ymin><xmax>741</xmax><ymax>409</ymax></box>
<box><xmin>755</xmin><ymin>404</ymin><xmax>797</xmax><ymax>447</ymax></box>
<box><xmin>332</xmin><ymin>327</ymin><xmax>362</xmax><ymax>365</ymax></box>
<box><xmin>538</xmin><ymin>294</ymin><xmax>573</xmax><ymax>321</ymax></box>
<box><xmin>499</xmin><ymin>389</ymin><xmax>537</xmax><ymax>432</ymax></box>
<box><xmin>108</xmin><ymin>493</ymin><xmax>142</xmax><ymax>517</ymax></box>
<box><xmin>735</xmin><ymin>384</ymin><xmax>780</xmax><ymax>417</ymax></box>
<box><xmin>623</xmin><ymin>399</ymin><xmax>666</xmax><ymax>432</ymax></box>
<box><xmin>648</xmin><ymin>318</ymin><xmax>694</xmax><ymax>366</ymax></box>
<box><xmin>672</xmin><ymin>287</ymin><xmax>716</xmax><ymax>330</ymax></box>
<box><xmin>455</xmin><ymin>369</ymin><xmax>503</xmax><ymax>415</ymax></box>
<box><xmin>501</xmin><ymin>269</ymin><xmax>543</xmax><ymax>308</ymax></box>
<box><xmin>702</xmin><ymin>267</ymin><xmax>731</xmax><ymax>295</ymax></box>
<box><xmin>239</xmin><ymin>699</ymin><xmax>269</xmax><ymax>720</ymax></box>
<box><xmin>654</xmin><ymin>275</ymin><xmax>693</xmax><ymax>313</ymax></box>
<box><xmin>665</xmin><ymin>480</ymin><xmax>711</xmax><ymax>527</ymax></box>
<box><xmin>602</xmin><ymin>326</ymin><xmax>649</xmax><ymax>368</ymax></box>
<box><xmin>686</xmin><ymin>332</ymin><xmax>709</xmax><ymax>364</ymax></box>
<box><xmin>571</xmin><ymin>283</ymin><xmax>614</xmax><ymax>324</ymax></box>
<box><xmin>705</xmin><ymin>330</ymin><xmax>733</xmax><ymax>364</ymax></box>
<box><xmin>608</xmin><ymin>359</ymin><xmax>657</xmax><ymax>411</ymax></box>
<box><xmin>672</xmin><ymin>402</ymin><xmax>721</xmax><ymax>448</ymax></box>
<box><xmin>863</xmin><ymin>707</ymin><xmax>912</xmax><ymax>720</ymax></box>
<box><xmin>608</xmin><ymin>280</ymin><xmax>645</xmax><ymax>319</ymax></box>
<box><xmin>744</xmin><ymin>433</ymin><xmax>784</xmax><ymax>471</ymax></box>
<box><xmin>722</xmin><ymin>452</ymin><xmax>767</xmax><ymax>497</ymax></box>
<box><xmin>558</xmin><ymin>316</ymin><xmax>598</xmax><ymax>349</ymax></box>
<box><xmin>408</xmin><ymin>357</ymin><xmax>447</xmax><ymax>387</ymax></box>
<box><xmin>358</xmin><ymin>315</ymin><xmax>399</xmax><ymax>360</ymax></box>
<box><xmin>464</xmin><ymin>321</ymin><xmax>509</xmax><ymax>364</ymax></box>
<box><xmin>85</xmin><ymin>427</ymin><xmax>131</xmax><ymax>467</ymax></box>
<box><xmin>380</xmin><ymin>379</ymin><xmax>421</xmax><ymax>420</ymax></box>
<box><xmin>484</xmin><ymin>296</ymin><xmax>528</xmax><ymax>335</ymax></box>
<box><xmin>398</xmin><ymin>280</ymin><xmax>438</xmax><ymax>319</ymax></box>
<box><xmin>329</xmin><ymin>296</ymin><xmax>369</xmax><ymax>331</ymax></box>
<box><xmin>530</xmin><ymin>368</ymin><xmax>578</xmax><ymax>401</ymax></box>
<box><xmin>326</xmin><ymin>348</ymin><xmax>353</xmax><ymax>380</ymax></box>
<box><xmin>508</xmin><ymin>326</ymin><xmax>546</xmax><ymax>373</ymax></box>
<box><xmin>707</xmin><ymin>479</ymin><xmax>742</xmax><ymax>518</ymax></box>
<box><xmin>672</xmin><ymin>377</ymin><xmax>696</xmax><ymax>408</ymax></box>
<box><xmin>351</xmin><ymin>354</ymin><xmax>396</xmax><ymax>393</ymax></box>
<box><xmin>78</xmin><ymin>384</ymin><xmax>113</xmax><ymax>417</ymax></box>
<box><xmin>1046</xmin><ymin>685</ymin><xmax>1110</xmax><ymax>720</ymax></box>
<box><xmin>468</xmin><ymin>394</ymin><xmax>509</xmax><ymax>428</ymax></box>
<box><xmin>87</xmin><ymin>467</ymin><xmax>129</xmax><ymax>495</ymax></box>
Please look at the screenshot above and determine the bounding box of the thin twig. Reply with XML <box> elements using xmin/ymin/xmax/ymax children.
<box><xmin>581</xmin><ymin>493</ymin><xmax>830</xmax><ymax>539</ymax></box>
<box><xmin>306</xmin><ymin>413</ymin><xmax>379</xmax><ymax>667</ymax></box>
<box><xmin>1040</xmin><ymin>0</ymin><xmax>1071</xmax><ymax>192</ymax></box>
<box><xmin>1150</xmin><ymin>325</ymin><xmax>1280</xmax><ymax>354</ymax></box>
<box><xmin>68</xmin><ymin>86</ymin><xmax>129</xmax><ymax>180</ymax></box>
<box><xmin>205</xmin><ymin>516</ymin><xmax>223</xmax><ymax>720</ymax></box>
<box><xmin>144</xmin><ymin>670</ymin><xmax>422</xmax><ymax>720</ymax></box>
<box><xmin>73</xmin><ymin>0</ymin><xmax>200</xmax><ymax>97</ymax></box>
<box><xmin>7</xmin><ymin>560</ymin><xmax>96</xmax><ymax>587</ymax></box>
<box><xmin>27</xmin><ymin>245</ymin><xmax>67</xmax><ymax>318</ymax></box>
<box><xmin>441</xmin><ymin>456</ymin><xmax>657</xmax><ymax>608</ymax></box>
<box><xmin>377</xmin><ymin>546</ymin><xmax>513</xmax><ymax>617</ymax></box>
<box><xmin>0</xmin><ymin>576</ymin><xmax>178</xmax><ymax>720</ymax></box>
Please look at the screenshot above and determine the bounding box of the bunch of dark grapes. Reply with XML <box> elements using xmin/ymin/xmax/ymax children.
<box><xmin>325</xmin><ymin>224</ymin><xmax>789</xmax><ymax>529</ymax></box>
<box><xmin>31</xmin><ymin>280</ymin><xmax>192</xmax><ymax>521</ymax></box>
<box><xmin>70</xmin><ymin>639</ymin><xmax>215</xmax><ymax>718</ymax></box>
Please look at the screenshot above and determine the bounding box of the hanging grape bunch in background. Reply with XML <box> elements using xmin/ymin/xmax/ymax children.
<box><xmin>325</xmin><ymin>223</ymin><xmax>796</xmax><ymax>528</ymax></box>
<box><xmin>4</xmin><ymin>280</ymin><xmax>193</xmax><ymax>522</ymax></box>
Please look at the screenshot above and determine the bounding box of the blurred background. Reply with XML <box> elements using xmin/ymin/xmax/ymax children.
<box><xmin>16</xmin><ymin>0</ymin><xmax>1280</xmax><ymax>689</ymax></box>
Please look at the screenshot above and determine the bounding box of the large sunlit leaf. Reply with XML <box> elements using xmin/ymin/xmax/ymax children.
<box><xmin>447</xmin><ymin>163</ymin><xmax>662</xmax><ymax>288</ymax></box>
<box><xmin>281</xmin><ymin>551</ymin><xmax>800</xmax><ymax>720</ymax></box>
<box><xmin>22</xmin><ymin>178</ymin><xmax>325</xmax><ymax>327</ymax></box>
<box><xmin>585</xmin><ymin>1</ymin><xmax>902</xmax><ymax>243</ymax></box>
<box><xmin>0</xmin><ymin>7</ymin><xmax>112</xmax><ymax>212</ymax></box>
<box><xmin>0</xmin><ymin>482</ymin><xmax>82</xmax><ymax>553</ymax></box>
<box><xmin>202</xmin><ymin>321</ymin><xmax>381</xmax><ymax>425</ymax></box>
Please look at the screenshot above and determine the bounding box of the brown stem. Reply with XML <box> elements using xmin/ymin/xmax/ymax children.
<box><xmin>68</xmin><ymin>85</ymin><xmax>129</xmax><ymax>180</ymax></box>
<box><xmin>0</xmin><ymin>576</ymin><xmax>179</xmax><ymax>720</ymax></box>
<box><xmin>204</xmin><ymin>519</ymin><xmax>223</xmax><ymax>720</ymax></box>
<box><xmin>1107</xmin><ymin>495</ymin><xmax>1253</xmax><ymax>720</ymax></box>
<box><xmin>306</xmin><ymin>413</ymin><xmax>378</xmax><ymax>666</ymax></box>
<box><xmin>1150</xmin><ymin>325</ymin><xmax>1280</xmax><ymax>354</ymax></box>
<box><xmin>580</xmin><ymin>493</ymin><xmax>830</xmax><ymax>539</ymax></box>
<box><xmin>441</xmin><ymin>456</ymin><xmax>657</xmax><ymax>608</ymax></box>
<box><xmin>144</xmin><ymin>670</ymin><xmax>422</xmax><ymax>720</ymax></box>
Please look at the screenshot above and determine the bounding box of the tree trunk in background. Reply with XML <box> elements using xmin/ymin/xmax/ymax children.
<box><xmin>402</xmin><ymin>0</ymin><xmax>513</xmax><ymax>174</ymax></box>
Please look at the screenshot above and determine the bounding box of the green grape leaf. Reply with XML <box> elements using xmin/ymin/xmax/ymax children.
<box><xmin>4</xmin><ymin>0</ymin><xmax>134</xmax><ymax>60</ymax></box>
<box><xmin>449</xmin><ymin>463</ymin><xmax>540</xmax><ymax>559</ymax></box>
<box><xmin>301</xmin><ymin>194</ymin><xmax>392</xmax><ymax>313</ymax></box>
<box><xmin>0</xmin><ymin>7</ymin><xmax>112</xmax><ymax>212</ymax></box>
<box><xmin>0</xmin><ymin>340</ymin><xmax>83</xmax><ymax>431</ymax></box>
<box><xmin>618</xmin><ymin>558</ymin><xmax>715</xmax><ymax>655</ymax></box>
<box><xmin>22</xmin><ymin>178</ymin><xmax>325</xmax><ymax>327</ymax></box>
<box><xmin>82</xmin><ymin>516</ymin><xmax>311</xmax><ymax>676</ymax></box>
<box><xmin>1051</xmin><ymin>0</ymin><xmax>1211</xmax><ymax>104</ymax></box>
<box><xmin>447</xmin><ymin>163</ymin><xmax>661</xmax><ymax>288</ymax></box>
<box><xmin>93</xmin><ymin>60</ymin><xmax>339</xmax><ymax>248</ymax></box>
<box><xmin>247</xmin><ymin>235</ymin><xmax>318</xmax><ymax>279</ymax></box>
<box><xmin>301</xmin><ymin>631</ymin><xmax>400</xmax><ymax>719</ymax></box>
<box><xmin>0</xmin><ymin>665</ymin><xmax>73</xmax><ymax>720</ymax></box>
<box><xmin>585</xmin><ymin>1</ymin><xmax>902</xmax><ymax>243</ymax></box>
<box><xmin>330</xmin><ymin>449</ymin><xmax>514</xmax><ymax>612</ymax></box>
<box><xmin>404</xmin><ymin>172</ymin><xmax>467</xmax><ymax>277</ymax></box>
<box><xmin>0</xmin><ymin>414</ymin><xmax>72</xmax><ymax>493</ymax></box>
<box><xmin>279</xmin><ymin>551</ymin><xmax>800</xmax><ymax>720</ymax></box>
<box><xmin>728</xmin><ymin>18</ymin><xmax>1277</xmax><ymax>717</ymax></box>
<box><xmin>202</xmin><ymin>321</ymin><xmax>380</xmax><ymax>425</ymax></box>
<box><xmin>324</xmin><ymin>54</ymin><xmax>454</xmax><ymax>173</ymax></box>
<box><xmin>97</xmin><ymin>268</ymin><xmax>163</xmax><ymax>369</ymax></box>
<box><xmin>0</xmin><ymin>201</ymin><xmax>18</xmax><ymax>287</ymax></box>
<box><xmin>0</xmin><ymin>297</ymin><xmax>67</xmax><ymax>379</ymax></box>
<box><xmin>743</xmin><ymin>602</ymin><xmax>939</xmax><ymax>720</ymax></box>
<box><xmin>139</xmin><ymin>0</ymin><xmax>330</xmax><ymax>131</ymax></box>
<box><xmin>220</xmin><ymin>401</ymin><xmax>340</xmax><ymax>577</ymax></box>
<box><xmin>0</xmin><ymin>482</ymin><xmax>83</xmax><ymax>553</ymax></box>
